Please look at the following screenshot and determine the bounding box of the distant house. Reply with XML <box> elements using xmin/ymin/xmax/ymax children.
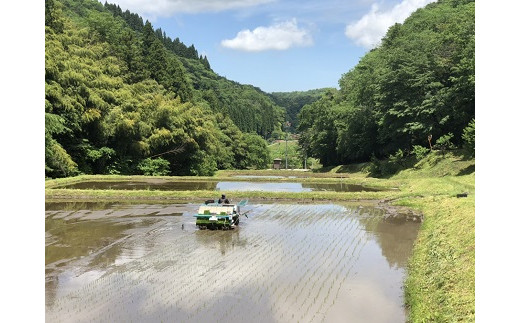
<box><xmin>273</xmin><ymin>158</ymin><xmax>282</xmax><ymax>170</ymax></box>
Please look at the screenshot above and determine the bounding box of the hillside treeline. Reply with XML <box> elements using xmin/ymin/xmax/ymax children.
<box><xmin>45</xmin><ymin>0</ymin><xmax>282</xmax><ymax>178</ymax></box>
<box><xmin>298</xmin><ymin>0</ymin><xmax>475</xmax><ymax>166</ymax></box>
<box><xmin>269</xmin><ymin>89</ymin><xmax>333</xmax><ymax>133</ymax></box>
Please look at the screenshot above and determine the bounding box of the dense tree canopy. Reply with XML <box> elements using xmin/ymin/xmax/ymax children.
<box><xmin>45</xmin><ymin>0</ymin><xmax>277</xmax><ymax>177</ymax></box>
<box><xmin>298</xmin><ymin>0</ymin><xmax>475</xmax><ymax>166</ymax></box>
<box><xmin>269</xmin><ymin>89</ymin><xmax>332</xmax><ymax>132</ymax></box>
<box><xmin>103</xmin><ymin>0</ymin><xmax>284</xmax><ymax>138</ymax></box>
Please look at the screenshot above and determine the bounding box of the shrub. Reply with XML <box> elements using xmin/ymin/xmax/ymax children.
<box><xmin>434</xmin><ymin>133</ymin><xmax>455</xmax><ymax>156</ymax></box>
<box><xmin>189</xmin><ymin>151</ymin><xmax>217</xmax><ymax>176</ymax></box>
<box><xmin>86</xmin><ymin>146</ymin><xmax>116</xmax><ymax>174</ymax></box>
<box><xmin>412</xmin><ymin>145</ymin><xmax>430</xmax><ymax>160</ymax></box>
<box><xmin>368</xmin><ymin>154</ymin><xmax>382</xmax><ymax>177</ymax></box>
<box><xmin>462</xmin><ymin>119</ymin><xmax>475</xmax><ymax>157</ymax></box>
<box><xmin>243</xmin><ymin>133</ymin><xmax>271</xmax><ymax>169</ymax></box>
<box><xmin>137</xmin><ymin>158</ymin><xmax>170</xmax><ymax>176</ymax></box>
<box><xmin>388</xmin><ymin>149</ymin><xmax>407</xmax><ymax>167</ymax></box>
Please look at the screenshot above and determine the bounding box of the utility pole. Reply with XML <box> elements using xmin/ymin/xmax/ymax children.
<box><xmin>285</xmin><ymin>121</ymin><xmax>290</xmax><ymax>169</ymax></box>
<box><xmin>285</xmin><ymin>131</ymin><xmax>288</xmax><ymax>169</ymax></box>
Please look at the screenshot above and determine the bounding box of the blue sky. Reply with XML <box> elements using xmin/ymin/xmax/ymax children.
<box><xmin>106</xmin><ymin>0</ymin><xmax>435</xmax><ymax>92</ymax></box>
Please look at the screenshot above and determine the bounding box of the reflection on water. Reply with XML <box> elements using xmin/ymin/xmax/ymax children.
<box><xmin>45</xmin><ymin>202</ymin><xmax>420</xmax><ymax>322</ymax></box>
<box><xmin>45</xmin><ymin>217</ymin><xmax>140</xmax><ymax>265</ymax></box>
<box><xmin>360</xmin><ymin>213</ymin><xmax>421</xmax><ymax>268</ymax></box>
<box><xmin>54</xmin><ymin>180</ymin><xmax>217</xmax><ymax>191</ymax></box>
<box><xmin>302</xmin><ymin>182</ymin><xmax>383</xmax><ymax>192</ymax></box>
<box><xmin>233</xmin><ymin>175</ymin><xmax>287</xmax><ymax>179</ymax></box>
<box><xmin>194</xmin><ymin>229</ymin><xmax>248</xmax><ymax>255</ymax></box>
<box><xmin>45</xmin><ymin>200</ymin><xmax>118</xmax><ymax>211</ymax></box>
<box><xmin>54</xmin><ymin>180</ymin><xmax>385</xmax><ymax>192</ymax></box>
<box><xmin>217</xmin><ymin>181</ymin><xmax>312</xmax><ymax>192</ymax></box>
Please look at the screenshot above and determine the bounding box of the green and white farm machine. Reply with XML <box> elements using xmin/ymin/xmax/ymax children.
<box><xmin>194</xmin><ymin>199</ymin><xmax>248</xmax><ymax>230</ymax></box>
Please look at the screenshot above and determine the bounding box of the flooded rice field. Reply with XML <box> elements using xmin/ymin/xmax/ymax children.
<box><xmin>46</xmin><ymin>201</ymin><xmax>420</xmax><ymax>322</ymax></box>
<box><xmin>53</xmin><ymin>180</ymin><xmax>384</xmax><ymax>192</ymax></box>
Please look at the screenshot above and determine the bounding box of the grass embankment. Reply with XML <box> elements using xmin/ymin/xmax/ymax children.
<box><xmin>401</xmin><ymin>195</ymin><xmax>474</xmax><ymax>322</ymax></box>
<box><xmin>46</xmin><ymin>172</ymin><xmax>368</xmax><ymax>187</ymax></box>
<box><xmin>45</xmin><ymin>151</ymin><xmax>475</xmax><ymax>322</ymax></box>
<box><xmin>383</xmin><ymin>152</ymin><xmax>474</xmax><ymax>322</ymax></box>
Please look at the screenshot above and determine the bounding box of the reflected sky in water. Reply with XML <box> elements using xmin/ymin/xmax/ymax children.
<box><xmin>46</xmin><ymin>202</ymin><xmax>419</xmax><ymax>322</ymax></box>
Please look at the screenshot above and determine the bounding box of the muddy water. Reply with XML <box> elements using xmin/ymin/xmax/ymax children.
<box><xmin>54</xmin><ymin>180</ymin><xmax>384</xmax><ymax>192</ymax></box>
<box><xmin>45</xmin><ymin>202</ymin><xmax>420</xmax><ymax>323</ymax></box>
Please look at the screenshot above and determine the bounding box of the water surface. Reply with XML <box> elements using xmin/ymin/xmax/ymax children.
<box><xmin>54</xmin><ymin>180</ymin><xmax>384</xmax><ymax>192</ymax></box>
<box><xmin>46</xmin><ymin>201</ymin><xmax>420</xmax><ymax>322</ymax></box>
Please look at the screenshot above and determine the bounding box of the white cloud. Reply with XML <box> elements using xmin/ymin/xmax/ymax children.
<box><xmin>345</xmin><ymin>0</ymin><xmax>437</xmax><ymax>49</ymax></box>
<box><xmin>221</xmin><ymin>19</ymin><xmax>313</xmax><ymax>52</ymax></box>
<box><xmin>105</xmin><ymin>0</ymin><xmax>275</xmax><ymax>17</ymax></box>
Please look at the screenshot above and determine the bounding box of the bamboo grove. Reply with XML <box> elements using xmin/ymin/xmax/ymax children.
<box><xmin>45</xmin><ymin>0</ymin><xmax>284</xmax><ymax>178</ymax></box>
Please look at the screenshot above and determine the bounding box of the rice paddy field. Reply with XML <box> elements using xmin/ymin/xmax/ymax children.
<box><xmin>45</xmin><ymin>201</ymin><xmax>421</xmax><ymax>323</ymax></box>
<box><xmin>44</xmin><ymin>152</ymin><xmax>475</xmax><ymax>322</ymax></box>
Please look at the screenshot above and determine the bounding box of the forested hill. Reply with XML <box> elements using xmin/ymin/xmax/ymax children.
<box><xmin>102</xmin><ymin>1</ymin><xmax>284</xmax><ymax>138</ymax></box>
<box><xmin>45</xmin><ymin>0</ymin><xmax>283</xmax><ymax>178</ymax></box>
<box><xmin>298</xmin><ymin>0</ymin><xmax>475</xmax><ymax>166</ymax></box>
<box><xmin>269</xmin><ymin>89</ymin><xmax>334</xmax><ymax>133</ymax></box>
